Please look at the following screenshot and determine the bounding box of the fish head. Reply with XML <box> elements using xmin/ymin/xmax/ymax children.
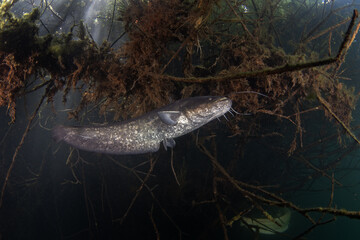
<box><xmin>179</xmin><ymin>96</ymin><xmax>232</xmax><ymax>124</ymax></box>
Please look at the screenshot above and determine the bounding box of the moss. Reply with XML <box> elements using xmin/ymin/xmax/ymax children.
<box><xmin>0</xmin><ymin>0</ymin><xmax>18</xmax><ymax>19</ymax></box>
<box><xmin>46</xmin><ymin>36</ymin><xmax>87</xmax><ymax>69</ymax></box>
<box><xmin>0</xmin><ymin>8</ymin><xmax>40</xmax><ymax>62</ymax></box>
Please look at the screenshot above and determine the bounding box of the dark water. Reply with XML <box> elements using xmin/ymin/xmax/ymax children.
<box><xmin>3</xmin><ymin>95</ymin><xmax>360</xmax><ymax>239</ymax></box>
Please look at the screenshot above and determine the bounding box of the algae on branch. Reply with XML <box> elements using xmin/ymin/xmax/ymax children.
<box><xmin>0</xmin><ymin>0</ymin><xmax>18</xmax><ymax>20</ymax></box>
<box><xmin>0</xmin><ymin>8</ymin><xmax>40</xmax><ymax>62</ymax></box>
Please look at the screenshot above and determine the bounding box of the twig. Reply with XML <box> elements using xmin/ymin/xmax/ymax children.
<box><xmin>39</xmin><ymin>19</ymin><xmax>50</xmax><ymax>33</ymax></box>
<box><xmin>304</xmin><ymin>17</ymin><xmax>351</xmax><ymax>44</ymax></box>
<box><xmin>170</xmin><ymin>148</ymin><xmax>180</xmax><ymax>186</ymax></box>
<box><xmin>110</xmin><ymin>31</ymin><xmax>127</xmax><ymax>48</ymax></box>
<box><xmin>215</xmin><ymin>203</ymin><xmax>229</xmax><ymax>240</ymax></box>
<box><xmin>157</xmin><ymin>9</ymin><xmax>359</xmax><ymax>84</ymax></box>
<box><xmin>0</xmin><ymin>84</ymin><xmax>51</xmax><ymax>208</ymax></box>
<box><xmin>302</xmin><ymin>1</ymin><xmax>356</xmax><ymax>42</ymax></box>
<box><xmin>159</xmin><ymin>57</ymin><xmax>337</xmax><ymax>83</ymax></box>
<box><xmin>328</xmin><ymin>172</ymin><xmax>335</xmax><ymax>208</ymax></box>
<box><xmin>108</xmin><ymin>156</ymin><xmax>183</xmax><ymax>237</ymax></box>
<box><xmin>118</xmin><ymin>157</ymin><xmax>157</xmax><ymax>224</ymax></box>
<box><xmin>291</xmin><ymin>155</ymin><xmax>342</xmax><ymax>186</ymax></box>
<box><xmin>250</xmin><ymin>0</ymin><xmax>259</xmax><ymax>18</ymax></box>
<box><xmin>149</xmin><ymin>204</ymin><xmax>160</xmax><ymax>240</ymax></box>
<box><xmin>80</xmin><ymin>159</ymin><xmax>94</xmax><ymax>238</ymax></box>
<box><xmin>25</xmin><ymin>79</ymin><xmax>51</xmax><ymax>94</ymax></box>
<box><xmin>348</xmin><ymin>21</ymin><xmax>360</xmax><ymax>50</ymax></box>
<box><xmin>257</xmin><ymin>109</ymin><xmax>297</xmax><ymax>125</ymax></box>
<box><xmin>107</xmin><ymin>0</ymin><xmax>117</xmax><ymax>41</ymax></box>
<box><xmin>317</xmin><ymin>94</ymin><xmax>360</xmax><ymax>145</ymax></box>
<box><xmin>0</xmin><ymin>124</ymin><xmax>13</xmax><ymax>146</ymax></box>
<box><xmin>210</xmin><ymin>138</ymin><xmax>229</xmax><ymax>240</ymax></box>
<box><xmin>334</xmin><ymin>9</ymin><xmax>359</xmax><ymax>71</ymax></box>
<box><xmin>292</xmin><ymin>218</ymin><xmax>335</xmax><ymax>240</ymax></box>
<box><xmin>107</xmin><ymin>156</ymin><xmax>154</xmax><ymax>176</ymax></box>
<box><xmin>134</xmin><ymin>172</ymin><xmax>183</xmax><ymax>239</ymax></box>
<box><xmin>199</xmin><ymin>139</ymin><xmax>360</xmax><ymax>221</ymax></box>
<box><xmin>288</xmin><ymin>106</ymin><xmax>320</xmax><ymax>117</ymax></box>
<box><xmin>197</xmin><ymin>140</ymin><xmax>316</xmax><ymax>224</ymax></box>
<box><xmin>300</xmin><ymin>207</ymin><xmax>360</xmax><ymax>219</ymax></box>
<box><xmin>224</xmin><ymin>0</ymin><xmax>255</xmax><ymax>42</ymax></box>
<box><xmin>328</xmin><ymin>31</ymin><xmax>332</xmax><ymax>56</ymax></box>
<box><xmin>45</xmin><ymin>0</ymin><xmax>63</xmax><ymax>21</ymax></box>
<box><xmin>160</xmin><ymin>36</ymin><xmax>190</xmax><ymax>74</ymax></box>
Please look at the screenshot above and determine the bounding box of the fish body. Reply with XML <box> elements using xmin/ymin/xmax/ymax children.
<box><xmin>53</xmin><ymin>96</ymin><xmax>232</xmax><ymax>155</ymax></box>
<box><xmin>241</xmin><ymin>208</ymin><xmax>291</xmax><ymax>235</ymax></box>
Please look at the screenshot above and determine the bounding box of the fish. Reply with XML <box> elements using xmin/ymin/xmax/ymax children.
<box><xmin>52</xmin><ymin>96</ymin><xmax>232</xmax><ymax>155</ymax></box>
<box><xmin>241</xmin><ymin>208</ymin><xmax>291</xmax><ymax>235</ymax></box>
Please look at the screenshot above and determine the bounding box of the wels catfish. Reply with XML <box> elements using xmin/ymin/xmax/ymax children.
<box><xmin>53</xmin><ymin>96</ymin><xmax>232</xmax><ymax>154</ymax></box>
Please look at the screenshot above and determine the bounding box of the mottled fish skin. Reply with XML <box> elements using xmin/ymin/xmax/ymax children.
<box><xmin>53</xmin><ymin>96</ymin><xmax>232</xmax><ymax>155</ymax></box>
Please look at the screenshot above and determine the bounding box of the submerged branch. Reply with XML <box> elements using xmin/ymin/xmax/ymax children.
<box><xmin>159</xmin><ymin>58</ymin><xmax>336</xmax><ymax>83</ymax></box>
<box><xmin>198</xmin><ymin>136</ymin><xmax>360</xmax><ymax>227</ymax></box>
<box><xmin>159</xmin><ymin>10</ymin><xmax>358</xmax><ymax>83</ymax></box>
<box><xmin>304</xmin><ymin>17</ymin><xmax>351</xmax><ymax>43</ymax></box>
<box><xmin>117</xmin><ymin>157</ymin><xmax>157</xmax><ymax>225</ymax></box>
<box><xmin>317</xmin><ymin>95</ymin><xmax>360</xmax><ymax>145</ymax></box>
<box><xmin>170</xmin><ymin>56</ymin><xmax>341</xmax><ymax>83</ymax></box>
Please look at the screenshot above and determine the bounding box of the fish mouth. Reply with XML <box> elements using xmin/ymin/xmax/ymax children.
<box><xmin>212</xmin><ymin>97</ymin><xmax>232</xmax><ymax>118</ymax></box>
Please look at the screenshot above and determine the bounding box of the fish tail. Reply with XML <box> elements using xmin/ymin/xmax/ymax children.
<box><xmin>52</xmin><ymin>125</ymin><xmax>68</xmax><ymax>143</ymax></box>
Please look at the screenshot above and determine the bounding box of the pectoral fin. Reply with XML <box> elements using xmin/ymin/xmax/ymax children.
<box><xmin>157</xmin><ymin>111</ymin><xmax>181</xmax><ymax>125</ymax></box>
<box><xmin>162</xmin><ymin>138</ymin><xmax>176</xmax><ymax>150</ymax></box>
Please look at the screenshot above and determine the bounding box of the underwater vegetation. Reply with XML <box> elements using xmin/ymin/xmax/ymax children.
<box><xmin>1</xmin><ymin>0</ymin><xmax>360</xmax><ymax>239</ymax></box>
